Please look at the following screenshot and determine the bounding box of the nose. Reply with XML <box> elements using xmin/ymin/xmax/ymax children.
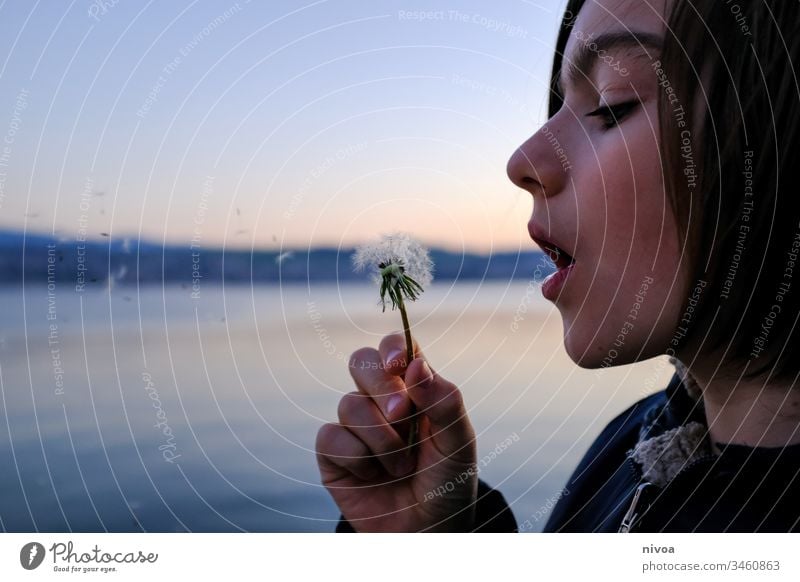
<box><xmin>506</xmin><ymin>121</ymin><xmax>569</xmax><ymax>198</ymax></box>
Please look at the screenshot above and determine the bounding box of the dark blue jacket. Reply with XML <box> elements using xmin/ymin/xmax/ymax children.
<box><xmin>336</xmin><ymin>372</ymin><xmax>800</xmax><ymax>532</ymax></box>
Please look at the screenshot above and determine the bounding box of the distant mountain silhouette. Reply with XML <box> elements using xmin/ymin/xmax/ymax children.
<box><xmin>0</xmin><ymin>229</ymin><xmax>553</xmax><ymax>286</ymax></box>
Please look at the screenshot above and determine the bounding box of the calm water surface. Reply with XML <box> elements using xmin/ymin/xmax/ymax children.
<box><xmin>0</xmin><ymin>282</ymin><xmax>673</xmax><ymax>532</ymax></box>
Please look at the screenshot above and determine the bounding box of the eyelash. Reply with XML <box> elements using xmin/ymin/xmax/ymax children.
<box><xmin>586</xmin><ymin>101</ymin><xmax>639</xmax><ymax>130</ymax></box>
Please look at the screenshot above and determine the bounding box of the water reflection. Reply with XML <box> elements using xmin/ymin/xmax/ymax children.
<box><xmin>0</xmin><ymin>283</ymin><xmax>673</xmax><ymax>531</ymax></box>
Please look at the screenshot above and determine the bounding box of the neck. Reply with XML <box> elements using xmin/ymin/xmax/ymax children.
<box><xmin>686</xmin><ymin>360</ymin><xmax>800</xmax><ymax>451</ymax></box>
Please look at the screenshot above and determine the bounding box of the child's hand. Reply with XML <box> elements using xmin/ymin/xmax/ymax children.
<box><xmin>316</xmin><ymin>332</ymin><xmax>478</xmax><ymax>532</ymax></box>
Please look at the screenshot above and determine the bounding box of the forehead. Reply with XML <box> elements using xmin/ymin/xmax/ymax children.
<box><xmin>565</xmin><ymin>0</ymin><xmax>670</xmax><ymax>56</ymax></box>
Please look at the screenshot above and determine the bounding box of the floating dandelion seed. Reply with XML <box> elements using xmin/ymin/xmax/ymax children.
<box><xmin>275</xmin><ymin>251</ymin><xmax>294</xmax><ymax>265</ymax></box>
<box><xmin>352</xmin><ymin>232</ymin><xmax>434</xmax><ymax>454</ymax></box>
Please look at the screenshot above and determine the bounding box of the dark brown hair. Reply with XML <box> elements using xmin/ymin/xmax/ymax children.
<box><xmin>550</xmin><ymin>0</ymin><xmax>800</xmax><ymax>382</ymax></box>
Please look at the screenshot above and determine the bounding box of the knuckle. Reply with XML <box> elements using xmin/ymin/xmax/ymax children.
<box><xmin>317</xmin><ymin>422</ymin><xmax>371</xmax><ymax>461</ymax></box>
<box><xmin>367</xmin><ymin>426</ymin><xmax>397</xmax><ymax>455</ymax></box>
<box><xmin>339</xmin><ymin>438</ymin><xmax>370</xmax><ymax>463</ymax></box>
<box><xmin>337</xmin><ymin>440</ymin><xmax>372</xmax><ymax>468</ymax></box>
<box><xmin>315</xmin><ymin>422</ymin><xmax>341</xmax><ymax>455</ymax></box>
<box><xmin>336</xmin><ymin>391</ymin><xmax>363</xmax><ymax>421</ymax></box>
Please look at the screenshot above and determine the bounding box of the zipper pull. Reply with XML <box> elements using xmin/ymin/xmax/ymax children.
<box><xmin>618</xmin><ymin>482</ymin><xmax>653</xmax><ymax>533</ymax></box>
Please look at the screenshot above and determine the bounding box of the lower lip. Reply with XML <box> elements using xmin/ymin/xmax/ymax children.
<box><xmin>541</xmin><ymin>264</ymin><xmax>575</xmax><ymax>301</ymax></box>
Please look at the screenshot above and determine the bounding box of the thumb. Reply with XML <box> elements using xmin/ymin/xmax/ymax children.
<box><xmin>404</xmin><ymin>358</ymin><xmax>475</xmax><ymax>461</ymax></box>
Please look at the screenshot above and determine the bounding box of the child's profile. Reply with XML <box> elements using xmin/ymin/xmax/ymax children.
<box><xmin>316</xmin><ymin>0</ymin><xmax>800</xmax><ymax>532</ymax></box>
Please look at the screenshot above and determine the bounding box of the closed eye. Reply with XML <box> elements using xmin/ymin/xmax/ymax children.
<box><xmin>586</xmin><ymin>100</ymin><xmax>639</xmax><ymax>130</ymax></box>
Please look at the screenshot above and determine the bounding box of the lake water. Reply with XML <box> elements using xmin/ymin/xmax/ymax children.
<box><xmin>0</xmin><ymin>282</ymin><xmax>674</xmax><ymax>532</ymax></box>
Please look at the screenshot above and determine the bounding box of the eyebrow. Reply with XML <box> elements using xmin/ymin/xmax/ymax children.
<box><xmin>558</xmin><ymin>30</ymin><xmax>663</xmax><ymax>93</ymax></box>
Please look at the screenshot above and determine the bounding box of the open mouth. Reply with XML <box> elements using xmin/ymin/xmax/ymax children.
<box><xmin>543</xmin><ymin>244</ymin><xmax>575</xmax><ymax>269</ymax></box>
<box><xmin>530</xmin><ymin>235</ymin><xmax>576</xmax><ymax>270</ymax></box>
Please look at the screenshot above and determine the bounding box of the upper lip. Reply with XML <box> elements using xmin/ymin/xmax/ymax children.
<box><xmin>528</xmin><ymin>221</ymin><xmax>575</xmax><ymax>262</ymax></box>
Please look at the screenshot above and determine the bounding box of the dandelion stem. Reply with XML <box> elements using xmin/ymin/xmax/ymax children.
<box><xmin>396</xmin><ymin>292</ymin><xmax>414</xmax><ymax>364</ymax></box>
<box><xmin>395</xmin><ymin>292</ymin><xmax>419</xmax><ymax>455</ymax></box>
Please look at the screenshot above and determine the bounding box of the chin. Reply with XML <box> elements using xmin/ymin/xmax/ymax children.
<box><xmin>562</xmin><ymin>326</ymin><xmax>639</xmax><ymax>369</ymax></box>
<box><xmin>562</xmin><ymin>327</ymin><xmax>599</xmax><ymax>367</ymax></box>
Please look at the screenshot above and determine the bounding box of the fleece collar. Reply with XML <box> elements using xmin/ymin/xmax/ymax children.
<box><xmin>628</xmin><ymin>358</ymin><xmax>800</xmax><ymax>488</ymax></box>
<box><xmin>628</xmin><ymin>358</ymin><xmax>711</xmax><ymax>488</ymax></box>
<box><xmin>629</xmin><ymin>421</ymin><xmax>711</xmax><ymax>487</ymax></box>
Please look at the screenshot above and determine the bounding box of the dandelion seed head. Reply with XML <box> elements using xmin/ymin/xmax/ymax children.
<box><xmin>352</xmin><ymin>232</ymin><xmax>434</xmax><ymax>288</ymax></box>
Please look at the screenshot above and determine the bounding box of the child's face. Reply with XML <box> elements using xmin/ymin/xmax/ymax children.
<box><xmin>507</xmin><ymin>0</ymin><xmax>689</xmax><ymax>368</ymax></box>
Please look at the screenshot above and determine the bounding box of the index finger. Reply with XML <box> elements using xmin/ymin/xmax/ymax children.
<box><xmin>378</xmin><ymin>331</ymin><xmax>425</xmax><ymax>377</ymax></box>
<box><xmin>348</xmin><ymin>347</ymin><xmax>411</xmax><ymax>423</ymax></box>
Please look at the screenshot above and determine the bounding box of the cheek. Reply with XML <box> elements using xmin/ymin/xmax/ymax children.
<box><xmin>583</xmin><ymin>112</ymin><xmax>668</xmax><ymax>286</ymax></box>
<box><xmin>565</xmin><ymin>111</ymin><xmax>685</xmax><ymax>362</ymax></box>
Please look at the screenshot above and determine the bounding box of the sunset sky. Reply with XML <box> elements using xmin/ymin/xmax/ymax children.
<box><xmin>0</xmin><ymin>0</ymin><xmax>563</xmax><ymax>253</ymax></box>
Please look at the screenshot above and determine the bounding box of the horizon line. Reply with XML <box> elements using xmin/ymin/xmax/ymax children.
<box><xmin>0</xmin><ymin>226</ymin><xmax>536</xmax><ymax>255</ymax></box>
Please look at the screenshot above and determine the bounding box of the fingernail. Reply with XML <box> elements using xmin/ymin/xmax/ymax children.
<box><xmin>386</xmin><ymin>394</ymin><xmax>403</xmax><ymax>417</ymax></box>
<box><xmin>385</xmin><ymin>348</ymin><xmax>404</xmax><ymax>368</ymax></box>
<box><xmin>420</xmin><ymin>360</ymin><xmax>434</xmax><ymax>387</ymax></box>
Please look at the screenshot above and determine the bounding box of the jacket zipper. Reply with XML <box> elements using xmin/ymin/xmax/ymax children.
<box><xmin>618</xmin><ymin>482</ymin><xmax>654</xmax><ymax>533</ymax></box>
<box><xmin>618</xmin><ymin>456</ymin><xmax>651</xmax><ymax>533</ymax></box>
<box><xmin>618</xmin><ymin>452</ymin><xmax>718</xmax><ymax>533</ymax></box>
